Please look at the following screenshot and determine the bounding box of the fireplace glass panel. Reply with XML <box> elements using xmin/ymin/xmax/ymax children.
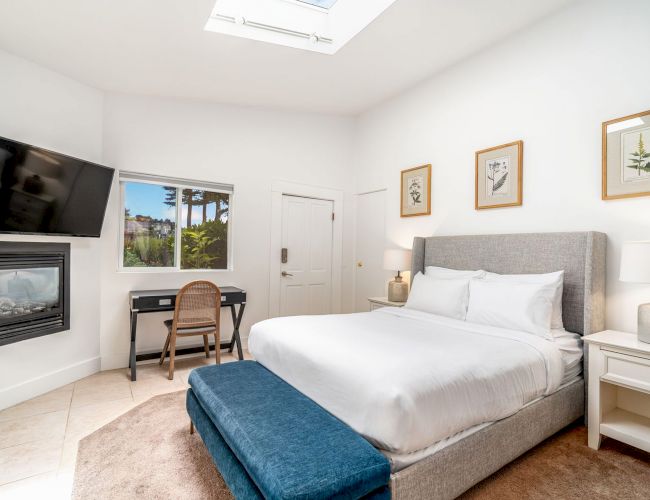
<box><xmin>0</xmin><ymin>268</ymin><xmax>60</xmax><ymax>320</ymax></box>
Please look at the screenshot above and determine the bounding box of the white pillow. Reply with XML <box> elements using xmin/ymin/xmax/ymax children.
<box><xmin>483</xmin><ymin>270</ymin><xmax>564</xmax><ymax>329</ymax></box>
<box><xmin>405</xmin><ymin>273</ymin><xmax>470</xmax><ymax>320</ymax></box>
<box><xmin>425</xmin><ymin>266</ymin><xmax>486</xmax><ymax>280</ymax></box>
<box><xmin>465</xmin><ymin>280</ymin><xmax>555</xmax><ymax>338</ymax></box>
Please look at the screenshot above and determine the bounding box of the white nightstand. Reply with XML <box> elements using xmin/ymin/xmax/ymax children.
<box><xmin>584</xmin><ymin>330</ymin><xmax>650</xmax><ymax>453</ymax></box>
<box><xmin>368</xmin><ymin>297</ymin><xmax>406</xmax><ymax>311</ymax></box>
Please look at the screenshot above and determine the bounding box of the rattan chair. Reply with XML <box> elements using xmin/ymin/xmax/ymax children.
<box><xmin>159</xmin><ymin>280</ymin><xmax>221</xmax><ymax>380</ymax></box>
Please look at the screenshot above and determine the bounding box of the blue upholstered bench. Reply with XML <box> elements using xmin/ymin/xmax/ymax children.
<box><xmin>187</xmin><ymin>361</ymin><xmax>391</xmax><ymax>500</ymax></box>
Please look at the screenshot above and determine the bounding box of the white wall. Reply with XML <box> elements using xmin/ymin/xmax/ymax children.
<box><xmin>0</xmin><ymin>50</ymin><xmax>104</xmax><ymax>409</ymax></box>
<box><xmin>100</xmin><ymin>94</ymin><xmax>355</xmax><ymax>369</ymax></box>
<box><xmin>353</xmin><ymin>0</ymin><xmax>650</xmax><ymax>334</ymax></box>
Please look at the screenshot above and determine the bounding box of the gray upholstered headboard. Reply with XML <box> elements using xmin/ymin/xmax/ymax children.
<box><xmin>411</xmin><ymin>232</ymin><xmax>607</xmax><ymax>336</ymax></box>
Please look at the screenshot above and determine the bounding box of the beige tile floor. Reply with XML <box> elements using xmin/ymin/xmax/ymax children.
<box><xmin>0</xmin><ymin>351</ymin><xmax>250</xmax><ymax>500</ymax></box>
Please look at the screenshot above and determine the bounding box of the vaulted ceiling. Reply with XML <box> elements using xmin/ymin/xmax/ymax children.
<box><xmin>0</xmin><ymin>0</ymin><xmax>577</xmax><ymax>115</ymax></box>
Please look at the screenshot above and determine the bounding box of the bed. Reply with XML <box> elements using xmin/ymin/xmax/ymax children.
<box><xmin>250</xmin><ymin>231</ymin><xmax>606</xmax><ymax>499</ymax></box>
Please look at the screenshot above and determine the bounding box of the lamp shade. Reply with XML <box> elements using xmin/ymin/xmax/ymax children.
<box><xmin>620</xmin><ymin>241</ymin><xmax>650</xmax><ymax>283</ymax></box>
<box><xmin>383</xmin><ymin>248</ymin><xmax>411</xmax><ymax>272</ymax></box>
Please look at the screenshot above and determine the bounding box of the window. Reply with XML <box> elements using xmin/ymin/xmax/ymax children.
<box><xmin>120</xmin><ymin>173</ymin><xmax>233</xmax><ymax>271</ymax></box>
<box><xmin>180</xmin><ymin>189</ymin><xmax>230</xmax><ymax>270</ymax></box>
<box><xmin>123</xmin><ymin>182</ymin><xmax>176</xmax><ymax>268</ymax></box>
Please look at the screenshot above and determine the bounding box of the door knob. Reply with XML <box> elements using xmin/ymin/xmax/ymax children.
<box><xmin>357</xmin><ymin>261</ymin><xmax>363</xmax><ymax>267</ymax></box>
<box><xmin>281</xmin><ymin>271</ymin><xmax>294</xmax><ymax>277</ymax></box>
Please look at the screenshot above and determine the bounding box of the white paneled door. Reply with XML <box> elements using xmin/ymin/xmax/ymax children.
<box><xmin>280</xmin><ymin>195</ymin><xmax>334</xmax><ymax>317</ymax></box>
<box><xmin>355</xmin><ymin>190</ymin><xmax>387</xmax><ymax>311</ymax></box>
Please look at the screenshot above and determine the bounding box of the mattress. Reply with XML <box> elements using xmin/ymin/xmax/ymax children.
<box><xmin>249</xmin><ymin>307</ymin><xmax>580</xmax><ymax>458</ymax></box>
<box><xmin>383</xmin><ymin>376</ymin><xmax>582</xmax><ymax>471</ymax></box>
<box><xmin>384</xmin><ymin>324</ymin><xmax>583</xmax><ymax>470</ymax></box>
<box><xmin>383</xmin><ymin>330</ymin><xmax>583</xmax><ymax>471</ymax></box>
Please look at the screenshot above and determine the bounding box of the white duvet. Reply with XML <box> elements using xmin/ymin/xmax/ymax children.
<box><xmin>248</xmin><ymin>307</ymin><xmax>565</xmax><ymax>455</ymax></box>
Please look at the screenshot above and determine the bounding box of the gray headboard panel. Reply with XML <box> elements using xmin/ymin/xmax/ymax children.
<box><xmin>411</xmin><ymin>232</ymin><xmax>607</xmax><ymax>335</ymax></box>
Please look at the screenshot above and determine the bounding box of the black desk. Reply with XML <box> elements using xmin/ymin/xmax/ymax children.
<box><xmin>128</xmin><ymin>286</ymin><xmax>246</xmax><ymax>381</ymax></box>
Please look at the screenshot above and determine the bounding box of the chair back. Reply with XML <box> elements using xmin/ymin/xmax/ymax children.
<box><xmin>173</xmin><ymin>281</ymin><xmax>221</xmax><ymax>330</ymax></box>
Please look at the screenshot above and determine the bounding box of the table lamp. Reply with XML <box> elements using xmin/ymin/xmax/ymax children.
<box><xmin>620</xmin><ymin>241</ymin><xmax>650</xmax><ymax>343</ymax></box>
<box><xmin>383</xmin><ymin>248</ymin><xmax>411</xmax><ymax>302</ymax></box>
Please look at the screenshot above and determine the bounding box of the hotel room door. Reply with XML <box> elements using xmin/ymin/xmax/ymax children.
<box><xmin>280</xmin><ymin>195</ymin><xmax>334</xmax><ymax>317</ymax></box>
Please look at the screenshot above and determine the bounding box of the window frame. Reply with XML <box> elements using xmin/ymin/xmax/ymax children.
<box><xmin>117</xmin><ymin>172</ymin><xmax>234</xmax><ymax>273</ymax></box>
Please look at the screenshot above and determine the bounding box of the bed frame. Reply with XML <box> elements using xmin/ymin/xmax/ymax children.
<box><xmin>391</xmin><ymin>232</ymin><xmax>606</xmax><ymax>499</ymax></box>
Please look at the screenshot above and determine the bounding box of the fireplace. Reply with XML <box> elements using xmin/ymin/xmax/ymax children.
<box><xmin>0</xmin><ymin>242</ymin><xmax>70</xmax><ymax>346</ymax></box>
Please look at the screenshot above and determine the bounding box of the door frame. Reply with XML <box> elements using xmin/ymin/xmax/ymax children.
<box><xmin>269</xmin><ymin>180</ymin><xmax>343</xmax><ymax>318</ymax></box>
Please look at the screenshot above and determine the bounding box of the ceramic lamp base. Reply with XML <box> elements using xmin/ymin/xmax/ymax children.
<box><xmin>388</xmin><ymin>276</ymin><xmax>408</xmax><ymax>303</ymax></box>
<box><xmin>639</xmin><ymin>303</ymin><xmax>650</xmax><ymax>344</ymax></box>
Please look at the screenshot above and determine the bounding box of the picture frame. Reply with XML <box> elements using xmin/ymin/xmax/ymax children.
<box><xmin>602</xmin><ymin>109</ymin><xmax>650</xmax><ymax>200</ymax></box>
<box><xmin>475</xmin><ymin>140</ymin><xmax>523</xmax><ymax>210</ymax></box>
<box><xmin>400</xmin><ymin>164</ymin><xmax>431</xmax><ymax>217</ymax></box>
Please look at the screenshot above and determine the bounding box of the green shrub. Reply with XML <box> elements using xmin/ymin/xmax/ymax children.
<box><xmin>181</xmin><ymin>219</ymin><xmax>228</xmax><ymax>269</ymax></box>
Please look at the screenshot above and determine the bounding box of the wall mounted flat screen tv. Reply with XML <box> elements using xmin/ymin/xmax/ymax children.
<box><xmin>0</xmin><ymin>136</ymin><xmax>114</xmax><ymax>237</ymax></box>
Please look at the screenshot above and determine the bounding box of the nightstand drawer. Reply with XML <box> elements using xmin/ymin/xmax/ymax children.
<box><xmin>602</xmin><ymin>350</ymin><xmax>650</xmax><ymax>392</ymax></box>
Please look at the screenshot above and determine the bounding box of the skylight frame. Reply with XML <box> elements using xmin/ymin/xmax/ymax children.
<box><xmin>205</xmin><ymin>0</ymin><xmax>398</xmax><ymax>55</ymax></box>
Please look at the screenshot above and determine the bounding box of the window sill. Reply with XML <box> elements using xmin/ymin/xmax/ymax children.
<box><xmin>117</xmin><ymin>267</ymin><xmax>232</xmax><ymax>274</ymax></box>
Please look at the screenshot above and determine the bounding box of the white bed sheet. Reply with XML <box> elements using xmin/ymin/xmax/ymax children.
<box><xmin>383</xmin><ymin>376</ymin><xmax>582</xmax><ymax>471</ymax></box>
<box><xmin>554</xmin><ymin>329</ymin><xmax>583</xmax><ymax>384</ymax></box>
<box><xmin>384</xmin><ymin>329</ymin><xmax>582</xmax><ymax>471</ymax></box>
<box><xmin>249</xmin><ymin>307</ymin><xmax>570</xmax><ymax>455</ymax></box>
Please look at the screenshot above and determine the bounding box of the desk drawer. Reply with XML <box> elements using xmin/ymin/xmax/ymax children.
<box><xmin>603</xmin><ymin>350</ymin><xmax>650</xmax><ymax>392</ymax></box>
<box><xmin>222</xmin><ymin>291</ymin><xmax>246</xmax><ymax>306</ymax></box>
<box><xmin>132</xmin><ymin>295</ymin><xmax>176</xmax><ymax>311</ymax></box>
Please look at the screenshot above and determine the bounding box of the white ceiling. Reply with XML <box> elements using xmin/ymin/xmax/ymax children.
<box><xmin>0</xmin><ymin>0</ymin><xmax>576</xmax><ymax>115</ymax></box>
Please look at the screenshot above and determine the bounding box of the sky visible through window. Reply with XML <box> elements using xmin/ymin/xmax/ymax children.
<box><xmin>296</xmin><ymin>0</ymin><xmax>337</xmax><ymax>9</ymax></box>
<box><xmin>124</xmin><ymin>183</ymin><xmax>217</xmax><ymax>224</ymax></box>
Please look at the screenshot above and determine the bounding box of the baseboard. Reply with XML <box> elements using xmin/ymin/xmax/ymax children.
<box><xmin>101</xmin><ymin>336</ymin><xmax>249</xmax><ymax>371</ymax></box>
<box><xmin>0</xmin><ymin>356</ymin><xmax>101</xmax><ymax>411</ymax></box>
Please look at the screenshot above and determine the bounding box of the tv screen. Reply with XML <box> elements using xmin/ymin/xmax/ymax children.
<box><xmin>0</xmin><ymin>136</ymin><xmax>114</xmax><ymax>237</ymax></box>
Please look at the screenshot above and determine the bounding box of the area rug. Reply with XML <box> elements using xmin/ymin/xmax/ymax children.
<box><xmin>73</xmin><ymin>391</ymin><xmax>232</xmax><ymax>500</ymax></box>
<box><xmin>74</xmin><ymin>390</ymin><xmax>650</xmax><ymax>499</ymax></box>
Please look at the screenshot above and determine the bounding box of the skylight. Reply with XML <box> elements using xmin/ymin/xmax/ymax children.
<box><xmin>205</xmin><ymin>0</ymin><xmax>398</xmax><ymax>55</ymax></box>
<box><xmin>297</xmin><ymin>0</ymin><xmax>338</xmax><ymax>9</ymax></box>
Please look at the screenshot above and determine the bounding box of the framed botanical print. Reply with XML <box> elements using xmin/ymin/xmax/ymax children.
<box><xmin>400</xmin><ymin>164</ymin><xmax>431</xmax><ymax>217</ymax></box>
<box><xmin>602</xmin><ymin>109</ymin><xmax>650</xmax><ymax>200</ymax></box>
<box><xmin>475</xmin><ymin>140</ymin><xmax>523</xmax><ymax>210</ymax></box>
